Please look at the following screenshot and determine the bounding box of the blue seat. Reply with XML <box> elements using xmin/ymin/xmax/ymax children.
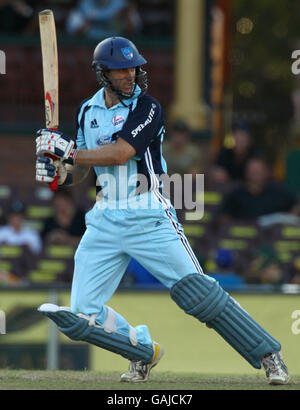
<box><xmin>210</xmin><ymin>272</ymin><xmax>245</xmax><ymax>290</ymax></box>
<box><xmin>126</xmin><ymin>258</ymin><xmax>161</xmax><ymax>285</ymax></box>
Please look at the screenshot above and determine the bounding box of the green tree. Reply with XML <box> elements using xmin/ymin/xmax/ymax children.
<box><xmin>232</xmin><ymin>0</ymin><xmax>300</xmax><ymax>164</ymax></box>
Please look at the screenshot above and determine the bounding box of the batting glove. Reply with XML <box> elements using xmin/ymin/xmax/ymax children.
<box><xmin>36</xmin><ymin>128</ymin><xmax>78</xmax><ymax>164</ymax></box>
<box><xmin>36</xmin><ymin>156</ymin><xmax>73</xmax><ymax>185</ymax></box>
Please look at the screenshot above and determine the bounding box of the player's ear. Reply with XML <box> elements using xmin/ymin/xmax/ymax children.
<box><xmin>103</xmin><ymin>69</ymin><xmax>111</xmax><ymax>79</ymax></box>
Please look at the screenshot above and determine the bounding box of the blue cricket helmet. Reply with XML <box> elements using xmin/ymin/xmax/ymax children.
<box><xmin>92</xmin><ymin>36</ymin><xmax>148</xmax><ymax>99</ymax></box>
<box><xmin>93</xmin><ymin>36</ymin><xmax>147</xmax><ymax>70</ymax></box>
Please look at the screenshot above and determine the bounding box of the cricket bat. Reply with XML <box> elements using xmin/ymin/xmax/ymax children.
<box><xmin>39</xmin><ymin>9</ymin><xmax>59</xmax><ymax>191</ymax></box>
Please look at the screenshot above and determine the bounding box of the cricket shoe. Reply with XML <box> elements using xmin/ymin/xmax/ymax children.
<box><xmin>262</xmin><ymin>351</ymin><xmax>290</xmax><ymax>385</ymax></box>
<box><xmin>120</xmin><ymin>341</ymin><xmax>164</xmax><ymax>383</ymax></box>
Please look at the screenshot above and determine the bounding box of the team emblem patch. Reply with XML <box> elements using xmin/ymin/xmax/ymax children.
<box><xmin>121</xmin><ymin>47</ymin><xmax>133</xmax><ymax>60</ymax></box>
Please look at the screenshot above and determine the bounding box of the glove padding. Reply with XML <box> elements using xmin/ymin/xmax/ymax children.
<box><xmin>36</xmin><ymin>156</ymin><xmax>69</xmax><ymax>185</ymax></box>
<box><xmin>36</xmin><ymin>128</ymin><xmax>78</xmax><ymax>164</ymax></box>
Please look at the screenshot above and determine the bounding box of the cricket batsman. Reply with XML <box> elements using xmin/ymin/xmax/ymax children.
<box><xmin>35</xmin><ymin>37</ymin><xmax>289</xmax><ymax>385</ymax></box>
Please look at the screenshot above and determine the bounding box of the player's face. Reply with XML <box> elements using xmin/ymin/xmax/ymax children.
<box><xmin>106</xmin><ymin>67</ymin><xmax>136</xmax><ymax>95</ymax></box>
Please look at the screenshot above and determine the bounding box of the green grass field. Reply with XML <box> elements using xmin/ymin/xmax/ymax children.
<box><xmin>87</xmin><ymin>292</ymin><xmax>300</xmax><ymax>376</ymax></box>
<box><xmin>0</xmin><ymin>370</ymin><xmax>299</xmax><ymax>390</ymax></box>
<box><xmin>1</xmin><ymin>290</ymin><xmax>300</xmax><ymax>391</ymax></box>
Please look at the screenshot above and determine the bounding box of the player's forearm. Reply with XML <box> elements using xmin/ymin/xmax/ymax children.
<box><xmin>75</xmin><ymin>144</ymin><xmax>127</xmax><ymax>167</ymax></box>
<box><xmin>36</xmin><ymin>130</ymin><xmax>135</xmax><ymax>168</ymax></box>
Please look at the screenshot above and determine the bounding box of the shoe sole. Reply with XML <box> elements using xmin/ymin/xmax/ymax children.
<box><xmin>120</xmin><ymin>343</ymin><xmax>164</xmax><ymax>383</ymax></box>
<box><xmin>268</xmin><ymin>376</ymin><xmax>290</xmax><ymax>385</ymax></box>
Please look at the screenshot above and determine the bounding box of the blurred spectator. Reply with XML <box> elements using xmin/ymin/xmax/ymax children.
<box><xmin>290</xmin><ymin>256</ymin><xmax>300</xmax><ymax>285</ymax></box>
<box><xmin>0</xmin><ymin>200</ymin><xmax>42</xmax><ymax>254</ymax></box>
<box><xmin>162</xmin><ymin>120</ymin><xmax>204</xmax><ymax>177</ymax></box>
<box><xmin>210</xmin><ymin>122</ymin><xmax>260</xmax><ymax>185</ymax></box>
<box><xmin>257</xmin><ymin>211</ymin><xmax>300</xmax><ymax>228</ymax></box>
<box><xmin>25</xmin><ymin>1</ymin><xmax>76</xmax><ymax>34</ymax></box>
<box><xmin>136</xmin><ymin>0</ymin><xmax>174</xmax><ymax>37</ymax></box>
<box><xmin>65</xmin><ymin>0</ymin><xmax>142</xmax><ymax>39</ymax></box>
<box><xmin>0</xmin><ymin>0</ymin><xmax>33</xmax><ymax>33</ymax></box>
<box><xmin>220</xmin><ymin>157</ymin><xmax>299</xmax><ymax>221</ymax></box>
<box><xmin>41</xmin><ymin>189</ymin><xmax>86</xmax><ymax>246</ymax></box>
<box><xmin>243</xmin><ymin>245</ymin><xmax>284</xmax><ymax>285</ymax></box>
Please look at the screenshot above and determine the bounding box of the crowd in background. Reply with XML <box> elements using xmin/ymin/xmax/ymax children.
<box><xmin>1</xmin><ymin>0</ymin><xmax>300</xmax><ymax>288</ymax></box>
<box><xmin>0</xmin><ymin>0</ymin><xmax>174</xmax><ymax>38</ymax></box>
<box><xmin>1</xmin><ymin>117</ymin><xmax>300</xmax><ymax>287</ymax></box>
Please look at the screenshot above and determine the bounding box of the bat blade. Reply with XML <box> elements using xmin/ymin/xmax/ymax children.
<box><xmin>39</xmin><ymin>9</ymin><xmax>59</xmax><ymax>190</ymax></box>
<box><xmin>39</xmin><ymin>9</ymin><xmax>58</xmax><ymax>129</ymax></box>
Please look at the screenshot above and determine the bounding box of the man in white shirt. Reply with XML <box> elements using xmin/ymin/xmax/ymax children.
<box><xmin>0</xmin><ymin>200</ymin><xmax>42</xmax><ymax>254</ymax></box>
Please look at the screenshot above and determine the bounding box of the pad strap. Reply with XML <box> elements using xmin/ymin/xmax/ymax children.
<box><xmin>38</xmin><ymin>305</ymin><xmax>153</xmax><ymax>363</ymax></box>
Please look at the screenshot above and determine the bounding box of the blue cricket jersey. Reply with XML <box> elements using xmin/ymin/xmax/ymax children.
<box><xmin>75</xmin><ymin>86</ymin><xmax>170</xmax><ymax>209</ymax></box>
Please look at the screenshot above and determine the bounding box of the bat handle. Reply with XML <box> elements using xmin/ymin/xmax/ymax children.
<box><xmin>49</xmin><ymin>178</ymin><xmax>58</xmax><ymax>191</ymax></box>
<box><xmin>45</xmin><ymin>127</ymin><xmax>58</xmax><ymax>191</ymax></box>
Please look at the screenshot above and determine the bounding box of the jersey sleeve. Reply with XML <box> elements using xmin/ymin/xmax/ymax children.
<box><xmin>75</xmin><ymin>127</ymin><xmax>87</xmax><ymax>150</ymax></box>
<box><xmin>74</xmin><ymin>98</ymin><xmax>91</xmax><ymax>150</ymax></box>
<box><xmin>117</xmin><ymin>95</ymin><xmax>164</xmax><ymax>157</ymax></box>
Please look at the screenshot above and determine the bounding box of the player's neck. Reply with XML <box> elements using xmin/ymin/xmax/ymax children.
<box><xmin>104</xmin><ymin>88</ymin><xmax>120</xmax><ymax>109</ymax></box>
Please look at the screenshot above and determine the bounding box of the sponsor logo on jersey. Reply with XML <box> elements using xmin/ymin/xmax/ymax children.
<box><xmin>112</xmin><ymin>115</ymin><xmax>125</xmax><ymax>127</ymax></box>
<box><xmin>91</xmin><ymin>119</ymin><xmax>99</xmax><ymax>128</ymax></box>
<box><xmin>96</xmin><ymin>136</ymin><xmax>111</xmax><ymax>146</ymax></box>
<box><xmin>131</xmin><ymin>103</ymin><xmax>156</xmax><ymax>138</ymax></box>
